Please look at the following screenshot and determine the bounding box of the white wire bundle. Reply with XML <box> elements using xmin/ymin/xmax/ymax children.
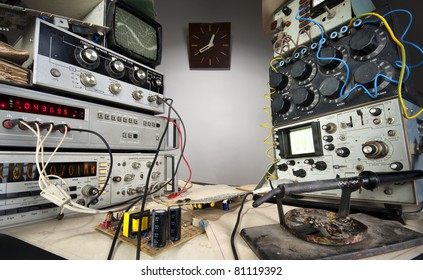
<box><xmin>20</xmin><ymin>121</ymin><xmax>124</xmax><ymax>215</ymax></box>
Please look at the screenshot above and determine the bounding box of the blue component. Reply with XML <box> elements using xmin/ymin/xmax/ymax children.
<box><xmin>294</xmin><ymin>52</ymin><xmax>301</xmax><ymax>59</ymax></box>
<box><xmin>353</xmin><ymin>18</ymin><xmax>362</xmax><ymax>28</ymax></box>
<box><xmin>330</xmin><ymin>31</ymin><xmax>338</xmax><ymax>40</ymax></box>
<box><xmin>340</xmin><ymin>25</ymin><xmax>349</xmax><ymax>34</ymax></box>
<box><xmin>310</xmin><ymin>42</ymin><xmax>318</xmax><ymax>50</ymax></box>
<box><xmin>301</xmin><ymin>48</ymin><xmax>308</xmax><ymax>55</ymax></box>
<box><xmin>295</xmin><ymin>8</ymin><xmax>350</xmax><ymax>99</ymax></box>
<box><xmin>279</xmin><ymin>60</ymin><xmax>285</xmax><ymax>67</ymax></box>
<box><xmin>286</xmin><ymin>57</ymin><xmax>291</xmax><ymax>63</ymax></box>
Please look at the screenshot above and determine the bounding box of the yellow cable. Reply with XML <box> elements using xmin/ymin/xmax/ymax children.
<box><xmin>261</xmin><ymin>72</ymin><xmax>279</xmax><ymax>180</ymax></box>
<box><xmin>350</xmin><ymin>12</ymin><xmax>423</xmax><ymax>119</ymax></box>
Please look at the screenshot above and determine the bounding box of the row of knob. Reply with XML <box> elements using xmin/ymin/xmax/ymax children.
<box><xmin>78</xmin><ymin>71</ymin><xmax>161</xmax><ymax>103</ymax></box>
<box><xmin>77</xmin><ymin>47</ymin><xmax>163</xmax><ymax>91</ymax></box>
<box><xmin>79</xmin><ymin>48</ymin><xmax>145</xmax><ymax>82</ymax></box>
<box><xmin>271</xmin><ymin>60</ymin><xmax>384</xmax><ymax>96</ymax></box>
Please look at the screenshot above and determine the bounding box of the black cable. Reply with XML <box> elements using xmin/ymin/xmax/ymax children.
<box><xmin>69</xmin><ymin>127</ymin><xmax>113</xmax><ymax>207</ymax></box>
<box><xmin>105</xmin><ymin>183</ymin><xmax>168</xmax><ymax>259</ymax></box>
<box><xmin>135</xmin><ymin>99</ymin><xmax>173</xmax><ymax>260</ymax></box>
<box><xmin>107</xmin><ymin>197</ymin><xmax>141</xmax><ymax>260</ymax></box>
<box><xmin>230</xmin><ymin>192</ymin><xmax>253</xmax><ymax>260</ymax></box>
<box><xmin>158</xmin><ymin>97</ymin><xmax>187</xmax><ymax>189</ymax></box>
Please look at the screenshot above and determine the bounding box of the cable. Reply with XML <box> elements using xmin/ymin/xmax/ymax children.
<box><xmin>230</xmin><ymin>192</ymin><xmax>253</xmax><ymax>260</ymax></box>
<box><xmin>294</xmin><ymin>9</ymin><xmax>351</xmax><ymax>99</ymax></box>
<box><xmin>261</xmin><ymin>82</ymin><xmax>278</xmax><ymax>181</ymax></box>
<box><xmin>162</xmin><ymin>117</ymin><xmax>192</xmax><ymax>199</ymax></box>
<box><xmin>364</xmin><ymin>9</ymin><xmax>423</xmax><ymax>69</ymax></box>
<box><xmin>349</xmin><ymin>12</ymin><xmax>423</xmax><ymax>119</ymax></box>
<box><xmin>18</xmin><ymin>120</ymin><xmax>126</xmax><ymax>216</ymax></box>
<box><xmin>69</xmin><ymin>127</ymin><xmax>113</xmax><ymax>207</ymax></box>
<box><xmin>159</xmin><ymin>97</ymin><xmax>187</xmax><ymax>185</ymax></box>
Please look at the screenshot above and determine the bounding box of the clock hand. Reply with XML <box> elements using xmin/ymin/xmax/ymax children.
<box><xmin>209</xmin><ymin>34</ymin><xmax>215</xmax><ymax>45</ymax></box>
<box><xmin>199</xmin><ymin>43</ymin><xmax>214</xmax><ymax>53</ymax></box>
<box><xmin>199</xmin><ymin>34</ymin><xmax>216</xmax><ymax>53</ymax></box>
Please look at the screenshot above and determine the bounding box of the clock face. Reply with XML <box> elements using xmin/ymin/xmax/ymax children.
<box><xmin>188</xmin><ymin>22</ymin><xmax>231</xmax><ymax>69</ymax></box>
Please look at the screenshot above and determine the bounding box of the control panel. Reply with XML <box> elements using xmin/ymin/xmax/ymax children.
<box><xmin>0</xmin><ymin>84</ymin><xmax>175</xmax><ymax>151</ymax></box>
<box><xmin>29</xmin><ymin>19</ymin><xmax>164</xmax><ymax>114</ymax></box>
<box><xmin>271</xmin><ymin>0</ymin><xmax>352</xmax><ymax>57</ymax></box>
<box><xmin>0</xmin><ymin>151</ymin><xmax>175</xmax><ymax>228</ymax></box>
<box><xmin>270</xmin><ymin>5</ymin><xmax>421</xmax><ymax>127</ymax></box>
<box><xmin>273</xmin><ymin>98</ymin><xmax>423</xmax><ymax>205</ymax></box>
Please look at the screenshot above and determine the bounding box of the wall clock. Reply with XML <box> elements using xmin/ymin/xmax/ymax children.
<box><xmin>188</xmin><ymin>22</ymin><xmax>231</xmax><ymax>69</ymax></box>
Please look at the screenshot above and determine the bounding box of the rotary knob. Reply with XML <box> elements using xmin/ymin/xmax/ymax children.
<box><xmin>271</xmin><ymin>95</ymin><xmax>291</xmax><ymax>115</ymax></box>
<box><xmin>282</xmin><ymin>6</ymin><xmax>292</xmax><ymax>16</ymax></box>
<box><xmin>111</xmin><ymin>60</ymin><xmax>125</xmax><ymax>74</ymax></box>
<box><xmin>154</xmin><ymin>79</ymin><xmax>162</xmax><ymax>87</ymax></box>
<box><xmin>80</xmin><ymin>48</ymin><xmax>98</xmax><ymax>64</ymax></box>
<box><xmin>269</xmin><ymin>68</ymin><xmax>289</xmax><ymax>90</ymax></box>
<box><xmin>317</xmin><ymin>46</ymin><xmax>342</xmax><ymax>70</ymax></box>
<box><xmin>293</xmin><ymin>169</ymin><xmax>306</xmax><ymax>178</ymax></box>
<box><xmin>291</xmin><ymin>60</ymin><xmax>312</xmax><ymax>81</ymax></box>
<box><xmin>354</xmin><ymin>62</ymin><xmax>381</xmax><ymax>88</ymax></box>
<box><xmin>109</xmin><ymin>82</ymin><xmax>122</xmax><ymax>95</ymax></box>
<box><xmin>335</xmin><ymin>147</ymin><xmax>350</xmax><ymax>157</ymax></box>
<box><xmin>291</xmin><ymin>87</ymin><xmax>314</xmax><ymax>107</ymax></box>
<box><xmin>278</xmin><ymin>163</ymin><xmax>288</xmax><ymax>171</ymax></box>
<box><xmin>390</xmin><ymin>162</ymin><xmax>403</xmax><ymax>171</ymax></box>
<box><xmin>362</xmin><ymin>140</ymin><xmax>389</xmax><ymax>158</ymax></box>
<box><xmin>132</xmin><ymin>90</ymin><xmax>144</xmax><ymax>100</ymax></box>
<box><xmin>313</xmin><ymin>161</ymin><xmax>327</xmax><ymax>171</ymax></box>
<box><xmin>319</xmin><ymin>77</ymin><xmax>342</xmax><ymax>100</ymax></box>
<box><xmin>350</xmin><ymin>28</ymin><xmax>379</xmax><ymax>56</ymax></box>
<box><xmin>80</xmin><ymin>72</ymin><xmax>97</xmax><ymax>87</ymax></box>
<box><xmin>133</xmin><ymin>69</ymin><xmax>146</xmax><ymax>83</ymax></box>
<box><xmin>369</xmin><ymin>107</ymin><xmax>382</xmax><ymax>116</ymax></box>
<box><xmin>81</xmin><ymin>185</ymin><xmax>99</xmax><ymax>197</ymax></box>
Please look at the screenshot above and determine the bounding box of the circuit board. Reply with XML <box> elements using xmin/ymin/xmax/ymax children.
<box><xmin>95</xmin><ymin>223</ymin><xmax>205</xmax><ymax>257</ymax></box>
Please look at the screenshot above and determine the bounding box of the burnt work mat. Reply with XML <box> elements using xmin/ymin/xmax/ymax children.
<box><xmin>240</xmin><ymin>213</ymin><xmax>423</xmax><ymax>260</ymax></box>
<box><xmin>95</xmin><ymin>224</ymin><xmax>205</xmax><ymax>257</ymax></box>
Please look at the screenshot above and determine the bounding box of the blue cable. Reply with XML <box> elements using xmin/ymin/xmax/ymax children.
<box><xmin>361</xmin><ymin>9</ymin><xmax>418</xmax><ymax>97</ymax></box>
<box><xmin>295</xmin><ymin>9</ymin><xmax>351</xmax><ymax>99</ymax></box>
<box><xmin>365</xmin><ymin>9</ymin><xmax>423</xmax><ymax>69</ymax></box>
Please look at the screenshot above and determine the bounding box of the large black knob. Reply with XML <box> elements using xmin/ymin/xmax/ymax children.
<box><xmin>269</xmin><ymin>68</ymin><xmax>289</xmax><ymax>90</ymax></box>
<box><xmin>282</xmin><ymin>6</ymin><xmax>292</xmax><ymax>16</ymax></box>
<box><xmin>350</xmin><ymin>28</ymin><xmax>379</xmax><ymax>56</ymax></box>
<box><xmin>319</xmin><ymin>77</ymin><xmax>342</xmax><ymax>100</ymax></box>
<box><xmin>354</xmin><ymin>62</ymin><xmax>381</xmax><ymax>88</ymax></box>
<box><xmin>291</xmin><ymin>87</ymin><xmax>314</xmax><ymax>107</ymax></box>
<box><xmin>293</xmin><ymin>169</ymin><xmax>306</xmax><ymax>178</ymax></box>
<box><xmin>317</xmin><ymin>46</ymin><xmax>342</xmax><ymax>69</ymax></box>
<box><xmin>271</xmin><ymin>95</ymin><xmax>291</xmax><ymax>115</ymax></box>
<box><xmin>291</xmin><ymin>61</ymin><xmax>312</xmax><ymax>81</ymax></box>
<box><xmin>313</xmin><ymin>161</ymin><xmax>327</xmax><ymax>171</ymax></box>
<box><xmin>336</xmin><ymin>147</ymin><xmax>350</xmax><ymax>157</ymax></box>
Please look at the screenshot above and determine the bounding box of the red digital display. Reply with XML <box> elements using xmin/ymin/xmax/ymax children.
<box><xmin>0</xmin><ymin>94</ymin><xmax>85</xmax><ymax>120</ymax></box>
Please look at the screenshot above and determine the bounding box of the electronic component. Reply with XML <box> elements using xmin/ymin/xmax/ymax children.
<box><xmin>271</xmin><ymin>0</ymin><xmax>353</xmax><ymax>57</ymax></box>
<box><xmin>0</xmin><ymin>151</ymin><xmax>176</xmax><ymax>229</ymax></box>
<box><xmin>105</xmin><ymin>0</ymin><xmax>162</xmax><ymax>69</ymax></box>
<box><xmin>151</xmin><ymin>209</ymin><xmax>167</xmax><ymax>248</ymax></box>
<box><xmin>22</xmin><ymin>18</ymin><xmax>164</xmax><ymax>114</ymax></box>
<box><xmin>168</xmin><ymin>206</ymin><xmax>181</xmax><ymax>242</ymax></box>
<box><xmin>122</xmin><ymin>209</ymin><xmax>151</xmax><ymax>238</ymax></box>
<box><xmin>273</xmin><ymin>98</ymin><xmax>423</xmax><ymax>205</ymax></box>
<box><xmin>0</xmin><ymin>84</ymin><xmax>175</xmax><ymax>151</ymax></box>
<box><xmin>270</xmin><ymin>5</ymin><xmax>422</xmax><ymax>127</ymax></box>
